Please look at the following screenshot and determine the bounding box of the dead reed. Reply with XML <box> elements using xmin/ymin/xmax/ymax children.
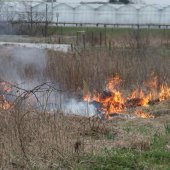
<box><xmin>46</xmin><ymin>46</ymin><xmax>170</xmax><ymax>93</ymax></box>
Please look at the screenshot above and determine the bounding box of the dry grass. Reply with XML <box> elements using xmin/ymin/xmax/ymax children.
<box><xmin>0</xmin><ymin>100</ymin><xmax>170</xmax><ymax>169</ymax></box>
<box><xmin>0</xmin><ymin>107</ymin><xmax>109</xmax><ymax>169</ymax></box>
<box><xmin>46</xmin><ymin>46</ymin><xmax>170</xmax><ymax>93</ymax></box>
<box><xmin>0</xmin><ymin>29</ymin><xmax>170</xmax><ymax>169</ymax></box>
<box><xmin>45</xmin><ymin>30</ymin><xmax>170</xmax><ymax>93</ymax></box>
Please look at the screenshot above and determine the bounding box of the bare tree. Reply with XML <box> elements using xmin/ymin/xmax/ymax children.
<box><xmin>0</xmin><ymin>2</ymin><xmax>16</xmax><ymax>34</ymax></box>
<box><xmin>18</xmin><ymin>2</ymin><xmax>52</xmax><ymax>36</ymax></box>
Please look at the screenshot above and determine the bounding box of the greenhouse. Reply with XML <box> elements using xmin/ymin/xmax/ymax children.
<box><xmin>117</xmin><ymin>5</ymin><xmax>138</xmax><ymax>24</ymax></box>
<box><xmin>74</xmin><ymin>4</ymin><xmax>95</xmax><ymax>23</ymax></box>
<box><xmin>161</xmin><ymin>5</ymin><xmax>170</xmax><ymax>25</ymax></box>
<box><xmin>138</xmin><ymin>5</ymin><xmax>160</xmax><ymax>25</ymax></box>
<box><xmin>96</xmin><ymin>4</ymin><xmax>116</xmax><ymax>24</ymax></box>
<box><xmin>53</xmin><ymin>4</ymin><xmax>74</xmax><ymax>23</ymax></box>
<box><xmin>1</xmin><ymin>2</ymin><xmax>170</xmax><ymax>26</ymax></box>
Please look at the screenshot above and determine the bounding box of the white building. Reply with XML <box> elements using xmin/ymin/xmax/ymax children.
<box><xmin>53</xmin><ymin>3</ymin><xmax>74</xmax><ymax>23</ymax></box>
<box><xmin>95</xmin><ymin>4</ymin><xmax>116</xmax><ymax>24</ymax></box>
<box><xmin>1</xmin><ymin>0</ymin><xmax>170</xmax><ymax>26</ymax></box>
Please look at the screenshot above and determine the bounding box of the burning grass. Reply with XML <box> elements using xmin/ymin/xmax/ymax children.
<box><xmin>0</xmin><ymin>30</ymin><xmax>170</xmax><ymax>169</ymax></box>
<box><xmin>0</xmin><ymin>75</ymin><xmax>169</xmax><ymax>169</ymax></box>
<box><xmin>44</xmin><ymin>44</ymin><xmax>170</xmax><ymax>120</ymax></box>
<box><xmin>83</xmin><ymin>73</ymin><xmax>170</xmax><ymax>119</ymax></box>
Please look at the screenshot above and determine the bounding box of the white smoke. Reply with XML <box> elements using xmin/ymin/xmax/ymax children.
<box><xmin>0</xmin><ymin>45</ymin><xmax>96</xmax><ymax>116</ymax></box>
<box><xmin>0</xmin><ymin>45</ymin><xmax>47</xmax><ymax>85</ymax></box>
<box><xmin>63</xmin><ymin>99</ymin><xmax>97</xmax><ymax>117</ymax></box>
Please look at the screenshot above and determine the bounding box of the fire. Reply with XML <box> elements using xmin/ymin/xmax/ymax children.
<box><xmin>83</xmin><ymin>74</ymin><xmax>170</xmax><ymax>119</ymax></box>
<box><xmin>0</xmin><ymin>95</ymin><xmax>11</xmax><ymax>110</ymax></box>
<box><xmin>136</xmin><ymin>110</ymin><xmax>154</xmax><ymax>119</ymax></box>
<box><xmin>0</xmin><ymin>81</ymin><xmax>12</xmax><ymax>110</ymax></box>
<box><xmin>159</xmin><ymin>83</ymin><xmax>170</xmax><ymax>101</ymax></box>
<box><xmin>128</xmin><ymin>89</ymin><xmax>152</xmax><ymax>107</ymax></box>
<box><xmin>107</xmin><ymin>74</ymin><xmax>122</xmax><ymax>92</ymax></box>
<box><xmin>97</xmin><ymin>91</ymin><xmax>125</xmax><ymax>118</ymax></box>
<box><xmin>84</xmin><ymin>75</ymin><xmax>126</xmax><ymax>119</ymax></box>
<box><xmin>101</xmin><ymin>75</ymin><xmax>125</xmax><ymax>117</ymax></box>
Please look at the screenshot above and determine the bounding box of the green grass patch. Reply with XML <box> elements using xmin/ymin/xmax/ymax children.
<box><xmin>79</xmin><ymin>132</ymin><xmax>170</xmax><ymax>170</ymax></box>
<box><xmin>48</xmin><ymin>26</ymin><xmax>170</xmax><ymax>38</ymax></box>
<box><xmin>165</xmin><ymin>123</ymin><xmax>170</xmax><ymax>134</ymax></box>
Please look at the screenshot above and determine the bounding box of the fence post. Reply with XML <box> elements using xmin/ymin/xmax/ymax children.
<box><xmin>100</xmin><ymin>31</ymin><xmax>102</xmax><ymax>47</ymax></box>
<box><xmin>44</xmin><ymin>4</ymin><xmax>48</xmax><ymax>37</ymax></box>
<box><xmin>91</xmin><ymin>31</ymin><xmax>94</xmax><ymax>46</ymax></box>
<box><xmin>58</xmin><ymin>37</ymin><xmax>61</xmax><ymax>44</ymax></box>
<box><xmin>30</xmin><ymin>6</ymin><xmax>33</xmax><ymax>35</ymax></box>
<box><xmin>104</xmin><ymin>24</ymin><xmax>107</xmax><ymax>46</ymax></box>
<box><xmin>83</xmin><ymin>33</ymin><xmax>86</xmax><ymax>49</ymax></box>
<box><xmin>76</xmin><ymin>31</ymin><xmax>78</xmax><ymax>45</ymax></box>
<box><xmin>71</xmin><ymin>43</ymin><xmax>73</xmax><ymax>51</ymax></box>
<box><xmin>109</xmin><ymin>40</ymin><xmax>111</xmax><ymax>51</ymax></box>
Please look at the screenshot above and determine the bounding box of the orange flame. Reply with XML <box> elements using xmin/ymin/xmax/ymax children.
<box><xmin>136</xmin><ymin>110</ymin><xmax>154</xmax><ymax>119</ymax></box>
<box><xmin>159</xmin><ymin>83</ymin><xmax>170</xmax><ymax>101</ymax></box>
<box><xmin>107</xmin><ymin>74</ymin><xmax>122</xmax><ymax>92</ymax></box>
<box><xmin>128</xmin><ymin>89</ymin><xmax>152</xmax><ymax>107</ymax></box>
<box><xmin>0</xmin><ymin>82</ymin><xmax>13</xmax><ymax>110</ymax></box>
<box><xmin>83</xmin><ymin>75</ymin><xmax>125</xmax><ymax>118</ymax></box>
<box><xmin>0</xmin><ymin>95</ymin><xmax>11</xmax><ymax>110</ymax></box>
<box><xmin>83</xmin><ymin>74</ymin><xmax>170</xmax><ymax>119</ymax></box>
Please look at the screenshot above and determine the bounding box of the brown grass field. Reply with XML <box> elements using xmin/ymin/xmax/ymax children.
<box><xmin>0</xmin><ymin>101</ymin><xmax>170</xmax><ymax>169</ymax></box>
<box><xmin>0</xmin><ymin>29</ymin><xmax>170</xmax><ymax>169</ymax></box>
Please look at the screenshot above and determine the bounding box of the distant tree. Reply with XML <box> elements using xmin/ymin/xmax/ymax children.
<box><xmin>119</xmin><ymin>0</ymin><xmax>130</xmax><ymax>4</ymax></box>
<box><xmin>109</xmin><ymin>0</ymin><xmax>117</xmax><ymax>3</ymax></box>
<box><xmin>109</xmin><ymin>0</ymin><xmax>130</xmax><ymax>4</ymax></box>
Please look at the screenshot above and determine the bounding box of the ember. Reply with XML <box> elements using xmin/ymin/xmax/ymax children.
<box><xmin>83</xmin><ymin>74</ymin><xmax>170</xmax><ymax>119</ymax></box>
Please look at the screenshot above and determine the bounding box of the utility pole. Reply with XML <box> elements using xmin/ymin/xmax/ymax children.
<box><xmin>30</xmin><ymin>6</ymin><xmax>33</xmax><ymax>34</ymax></box>
<box><xmin>51</xmin><ymin>0</ymin><xmax>53</xmax><ymax>21</ymax></box>
<box><xmin>45</xmin><ymin>3</ymin><xmax>48</xmax><ymax>37</ymax></box>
